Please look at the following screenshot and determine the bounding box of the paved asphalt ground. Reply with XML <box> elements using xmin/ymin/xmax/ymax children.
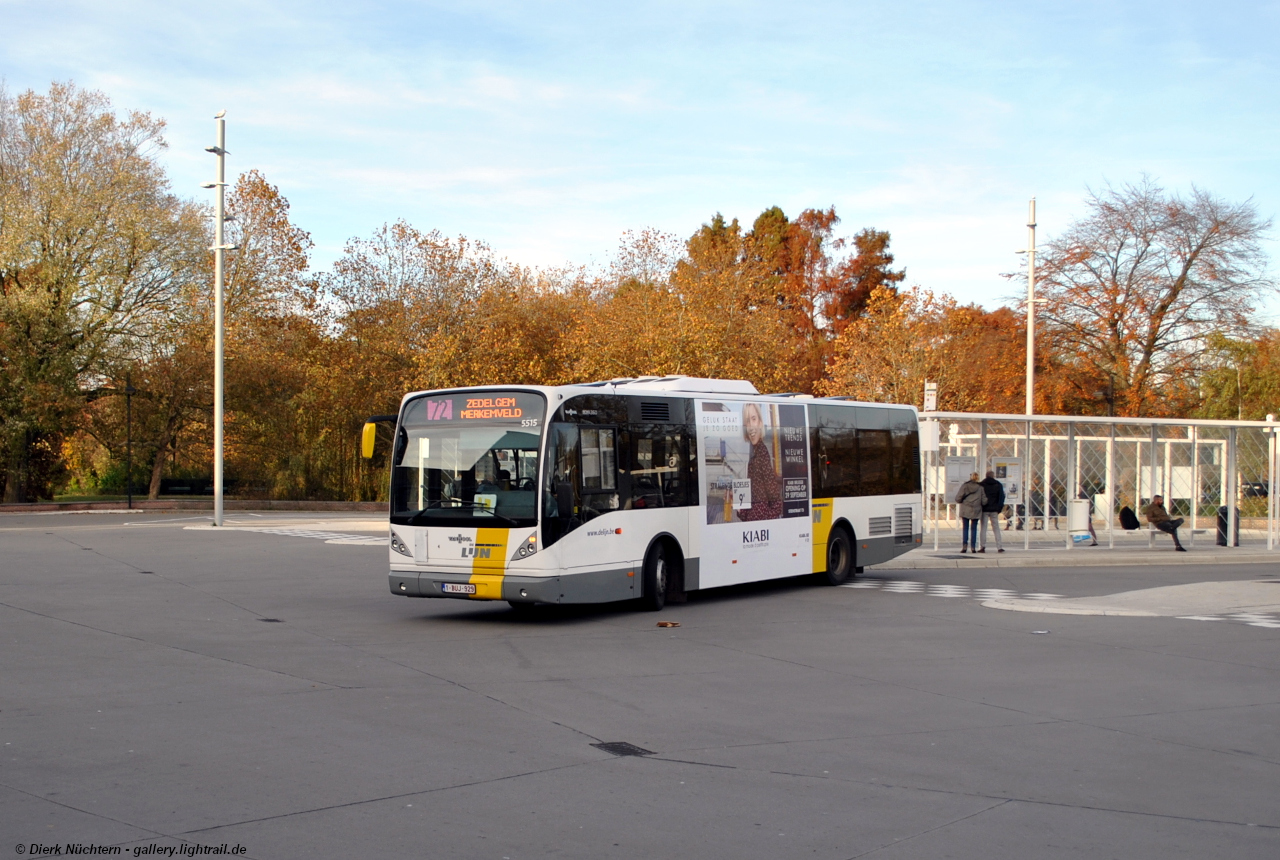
<box><xmin>2</xmin><ymin>513</ymin><xmax>1278</xmax><ymax>859</ymax></box>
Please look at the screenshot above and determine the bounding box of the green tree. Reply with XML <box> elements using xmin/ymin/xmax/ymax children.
<box><xmin>1197</xmin><ymin>331</ymin><xmax>1280</xmax><ymax>421</ymax></box>
<box><xmin>0</xmin><ymin>82</ymin><xmax>207</xmax><ymax>500</ymax></box>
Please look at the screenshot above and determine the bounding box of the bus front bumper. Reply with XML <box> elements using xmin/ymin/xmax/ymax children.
<box><xmin>388</xmin><ymin>568</ymin><xmax>639</xmax><ymax>605</ymax></box>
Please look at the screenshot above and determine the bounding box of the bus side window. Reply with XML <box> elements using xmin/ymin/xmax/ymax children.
<box><xmin>628</xmin><ymin>425</ymin><xmax>690</xmax><ymax>509</ymax></box>
<box><xmin>661</xmin><ymin>431</ymin><xmax>687</xmax><ymax>508</ymax></box>
<box><xmin>542</xmin><ymin>423</ymin><xmax>582</xmax><ymax>548</ymax></box>
<box><xmin>821</xmin><ymin>425</ymin><xmax>859</xmax><ymax>497</ymax></box>
<box><xmin>890</xmin><ymin>411</ymin><xmax>921</xmax><ymax>494</ymax></box>
<box><xmin>807</xmin><ymin>404</ymin><xmax>858</xmax><ymax>498</ymax></box>
<box><xmin>579</xmin><ymin>426</ymin><xmax>620</xmax><ymax>521</ymax></box>
<box><xmin>855</xmin><ymin>407</ymin><xmax>891</xmax><ymax>496</ymax></box>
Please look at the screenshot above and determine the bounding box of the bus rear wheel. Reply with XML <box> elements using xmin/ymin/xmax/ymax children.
<box><xmin>821</xmin><ymin>527</ymin><xmax>855</xmax><ymax>586</ymax></box>
<box><xmin>640</xmin><ymin>542</ymin><xmax>668</xmax><ymax>611</ymax></box>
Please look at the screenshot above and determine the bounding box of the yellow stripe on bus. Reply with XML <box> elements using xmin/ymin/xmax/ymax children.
<box><xmin>468</xmin><ymin>527</ymin><xmax>511</xmax><ymax>599</ymax></box>
<box><xmin>812</xmin><ymin>499</ymin><xmax>833</xmax><ymax>573</ymax></box>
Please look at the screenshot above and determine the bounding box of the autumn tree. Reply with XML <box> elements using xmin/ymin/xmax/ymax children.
<box><xmin>1030</xmin><ymin>178</ymin><xmax>1275</xmax><ymax>416</ymax></box>
<box><xmin>821</xmin><ymin>285</ymin><xmax>1025</xmax><ymax>411</ymax></box>
<box><xmin>827</xmin><ymin>228</ymin><xmax>906</xmax><ymax>330</ymax></box>
<box><xmin>569</xmin><ymin>223</ymin><xmax>811</xmax><ymax>393</ymax></box>
<box><xmin>0</xmin><ymin>82</ymin><xmax>207</xmax><ymax>500</ymax></box>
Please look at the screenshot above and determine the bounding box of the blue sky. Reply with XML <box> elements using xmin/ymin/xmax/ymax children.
<box><xmin>4</xmin><ymin>0</ymin><xmax>1279</xmax><ymax>313</ymax></box>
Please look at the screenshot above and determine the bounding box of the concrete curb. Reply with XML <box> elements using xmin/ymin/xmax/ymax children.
<box><xmin>981</xmin><ymin>600</ymin><xmax>1159</xmax><ymax>616</ymax></box>
<box><xmin>0</xmin><ymin>500</ymin><xmax>387</xmax><ymax>515</ymax></box>
<box><xmin>872</xmin><ymin>550</ymin><xmax>1280</xmax><ymax>570</ymax></box>
<box><xmin>981</xmin><ymin>580</ymin><xmax>1280</xmax><ymax>617</ymax></box>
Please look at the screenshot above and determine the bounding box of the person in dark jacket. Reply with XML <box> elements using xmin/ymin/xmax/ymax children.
<box><xmin>1143</xmin><ymin>494</ymin><xmax>1186</xmax><ymax>551</ymax></box>
<box><xmin>977</xmin><ymin>471</ymin><xmax>1005</xmax><ymax>553</ymax></box>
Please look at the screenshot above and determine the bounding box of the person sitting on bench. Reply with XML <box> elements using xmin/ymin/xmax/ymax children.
<box><xmin>1142</xmin><ymin>495</ymin><xmax>1186</xmax><ymax>552</ymax></box>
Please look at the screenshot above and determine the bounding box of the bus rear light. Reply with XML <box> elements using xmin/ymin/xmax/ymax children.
<box><xmin>615</xmin><ymin>528</ymin><xmax>622</xmax><ymax>534</ymax></box>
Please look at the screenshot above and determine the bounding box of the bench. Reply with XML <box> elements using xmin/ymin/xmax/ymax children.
<box><xmin>1120</xmin><ymin>526</ymin><xmax>1211</xmax><ymax>548</ymax></box>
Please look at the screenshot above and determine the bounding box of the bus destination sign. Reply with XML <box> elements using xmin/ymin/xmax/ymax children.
<box><xmin>460</xmin><ymin>397</ymin><xmax>522</xmax><ymax>419</ymax></box>
<box><xmin>403</xmin><ymin>391</ymin><xmax>545</xmax><ymax>426</ymax></box>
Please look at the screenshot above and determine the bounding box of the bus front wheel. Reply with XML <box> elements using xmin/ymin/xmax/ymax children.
<box><xmin>640</xmin><ymin>542</ymin><xmax>668</xmax><ymax>611</ymax></box>
<box><xmin>822</xmin><ymin>527</ymin><xmax>855</xmax><ymax>586</ymax></box>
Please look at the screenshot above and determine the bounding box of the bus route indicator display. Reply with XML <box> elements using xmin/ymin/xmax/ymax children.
<box><xmin>403</xmin><ymin>391</ymin><xmax>544</xmax><ymax>426</ymax></box>
<box><xmin>461</xmin><ymin>397</ymin><xmax>522</xmax><ymax>419</ymax></box>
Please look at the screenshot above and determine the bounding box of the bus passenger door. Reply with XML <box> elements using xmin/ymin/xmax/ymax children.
<box><xmin>628</xmin><ymin>424</ymin><xmax>692</xmax><ymax>584</ymax></box>
<box><xmin>543</xmin><ymin>423</ymin><xmax>638</xmax><ymax>588</ymax></box>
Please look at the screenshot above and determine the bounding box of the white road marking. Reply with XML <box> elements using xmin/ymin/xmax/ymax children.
<box><xmin>201</xmin><ymin>526</ymin><xmax>385</xmax><ymax>546</ymax></box>
<box><xmin>973</xmin><ymin>588</ymin><xmax>1019</xmax><ymax>600</ymax></box>
<box><xmin>927</xmin><ymin>585</ymin><xmax>972</xmax><ymax>597</ymax></box>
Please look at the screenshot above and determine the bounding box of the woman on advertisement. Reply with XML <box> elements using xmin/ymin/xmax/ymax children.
<box><xmin>739</xmin><ymin>402</ymin><xmax>783</xmax><ymax>521</ymax></box>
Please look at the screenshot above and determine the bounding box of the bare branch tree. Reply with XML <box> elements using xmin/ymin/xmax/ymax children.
<box><xmin>1030</xmin><ymin>177</ymin><xmax>1274</xmax><ymax>416</ymax></box>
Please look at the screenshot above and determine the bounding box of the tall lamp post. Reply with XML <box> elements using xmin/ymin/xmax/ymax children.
<box><xmin>1019</xmin><ymin>198</ymin><xmax>1038</xmax><ymax>416</ymax></box>
<box><xmin>125</xmin><ymin>374</ymin><xmax>137</xmax><ymax>510</ymax></box>
<box><xmin>202</xmin><ymin>111</ymin><xmax>238</xmax><ymax>527</ymax></box>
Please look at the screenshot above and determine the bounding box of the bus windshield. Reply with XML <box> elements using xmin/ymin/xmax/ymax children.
<box><xmin>390</xmin><ymin>391</ymin><xmax>545</xmax><ymax>528</ymax></box>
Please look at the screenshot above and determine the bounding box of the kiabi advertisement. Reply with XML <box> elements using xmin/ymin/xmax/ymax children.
<box><xmin>697</xmin><ymin>400</ymin><xmax>812</xmax><ymax>587</ymax></box>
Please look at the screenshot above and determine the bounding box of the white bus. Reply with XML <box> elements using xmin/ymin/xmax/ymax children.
<box><xmin>364</xmin><ymin>376</ymin><xmax>921</xmax><ymax>610</ymax></box>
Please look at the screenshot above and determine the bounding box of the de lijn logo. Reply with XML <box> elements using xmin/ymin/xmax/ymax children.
<box><xmin>461</xmin><ymin>546</ymin><xmax>492</xmax><ymax>559</ymax></box>
<box><xmin>742</xmin><ymin>528</ymin><xmax>770</xmax><ymax>546</ymax></box>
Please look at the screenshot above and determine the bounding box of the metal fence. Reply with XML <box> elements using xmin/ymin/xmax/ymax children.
<box><xmin>921</xmin><ymin>412</ymin><xmax>1280</xmax><ymax>551</ymax></box>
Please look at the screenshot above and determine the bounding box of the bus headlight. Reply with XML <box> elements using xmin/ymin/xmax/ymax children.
<box><xmin>390</xmin><ymin>533</ymin><xmax>412</xmax><ymax>557</ymax></box>
<box><xmin>510</xmin><ymin>534</ymin><xmax>537</xmax><ymax>561</ymax></box>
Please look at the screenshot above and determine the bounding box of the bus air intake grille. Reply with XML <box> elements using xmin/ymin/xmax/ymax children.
<box><xmin>868</xmin><ymin>516</ymin><xmax>892</xmax><ymax>536</ymax></box>
<box><xmin>640</xmin><ymin>402</ymin><xmax>671</xmax><ymax>422</ymax></box>
<box><xmin>592</xmin><ymin>742</ymin><xmax>655</xmax><ymax>757</ymax></box>
<box><xmin>894</xmin><ymin>506</ymin><xmax>914</xmax><ymax>544</ymax></box>
<box><xmin>894</xmin><ymin>507</ymin><xmax>913</xmax><ymax>534</ymax></box>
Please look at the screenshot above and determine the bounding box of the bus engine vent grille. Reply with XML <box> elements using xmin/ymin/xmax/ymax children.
<box><xmin>868</xmin><ymin>516</ymin><xmax>892</xmax><ymax>536</ymax></box>
<box><xmin>640</xmin><ymin>402</ymin><xmax>671</xmax><ymax>422</ymax></box>
<box><xmin>894</xmin><ymin>506</ymin><xmax>914</xmax><ymax>544</ymax></box>
<box><xmin>894</xmin><ymin>507</ymin><xmax>912</xmax><ymax>535</ymax></box>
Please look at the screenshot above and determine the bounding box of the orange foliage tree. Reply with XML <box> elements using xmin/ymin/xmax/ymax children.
<box><xmin>821</xmin><ymin>286</ymin><xmax>1025</xmax><ymax>412</ymax></box>
<box><xmin>1028</xmin><ymin>178</ymin><xmax>1274</xmax><ymax>417</ymax></box>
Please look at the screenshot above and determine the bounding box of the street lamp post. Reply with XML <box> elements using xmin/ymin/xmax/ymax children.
<box><xmin>203</xmin><ymin>111</ymin><xmax>237</xmax><ymax>527</ymax></box>
<box><xmin>1025</xmin><ymin>198</ymin><xmax>1037</xmax><ymax>416</ymax></box>
<box><xmin>125</xmin><ymin>374</ymin><xmax>137</xmax><ymax>509</ymax></box>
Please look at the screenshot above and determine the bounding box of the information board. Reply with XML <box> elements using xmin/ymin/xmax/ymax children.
<box><xmin>944</xmin><ymin>455</ymin><xmax>977</xmax><ymax>503</ymax></box>
<box><xmin>989</xmin><ymin>456</ymin><xmax>1024</xmax><ymax>505</ymax></box>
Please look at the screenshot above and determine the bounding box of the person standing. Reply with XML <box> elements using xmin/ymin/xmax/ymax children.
<box><xmin>1142</xmin><ymin>494</ymin><xmax>1187</xmax><ymax>551</ymax></box>
<box><xmin>955</xmin><ymin>472</ymin><xmax>986</xmax><ymax>554</ymax></box>
<box><xmin>977</xmin><ymin>470</ymin><xmax>1005</xmax><ymax>553</ymax></box>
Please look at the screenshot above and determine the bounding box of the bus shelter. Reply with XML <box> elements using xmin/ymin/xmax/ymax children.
<box><xmin>919</xmin><ymin>412</ymin><xmax>1280</xmax><ymax>551</ymax></box>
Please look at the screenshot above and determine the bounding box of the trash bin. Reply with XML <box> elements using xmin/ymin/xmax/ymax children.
<box><xmin>1067</xmin><ymin>498</ymin><xmax>1092</xmax><ymax>545</ymax></box>
<box><xmin>1216</xmin><ymin>506</ymin><xmax>1240</xmax><ymax>547</ymax></box>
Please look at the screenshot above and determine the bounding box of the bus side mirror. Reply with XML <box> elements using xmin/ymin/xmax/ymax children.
<box><xmin>361</xmin><ymin>422</ymin><xmax>377</xmax><ymax>459</ymax></box>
